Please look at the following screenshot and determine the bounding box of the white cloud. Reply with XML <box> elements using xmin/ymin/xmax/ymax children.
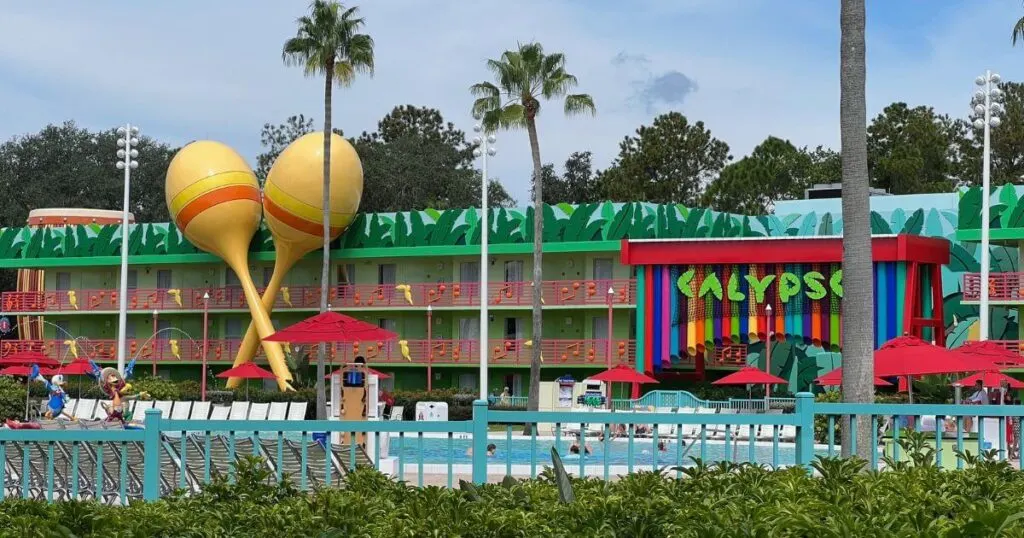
<box><xmin>0</xmin><ymin>0</ymin><xmax>1021</xmax><ymax>204</ymax></box>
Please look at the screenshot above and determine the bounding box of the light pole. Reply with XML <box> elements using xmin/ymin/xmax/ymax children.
<box><xmin>606</xmin><ymin>286</ymin><xmax>614</xmax><ymax>403</ymax></box>
<box><xmin>426</xmin><ymin>304</ymin><xmax>433</xmax><ymax>391</ymax></box>
<box><xmin>201</xmin><ymin>291</ymin><xmax>210</xmax><ymax>401</ymax></box>
<box><xmin>151</xmin><ymin>310</ymin><xmax>158</xmax><ymax>377</ymax></box>
<box><xmin>973</xmin><ymin>71</ymin><xmax>1003</xmax><ymax>340</ymax></box>
<box><xmin>472</xmin><ymin>125</ymin><xmax>496</xmax><ymax>400</ymax></box>
<box><xmin>115</xmin><ymin>124</ymin><xmax>139</xmax><ymax>374</ymax></box>
<box><xmin>764</xmin><ymin>303</ymin><xmax>773</xmax><ymax>406</ymax></box>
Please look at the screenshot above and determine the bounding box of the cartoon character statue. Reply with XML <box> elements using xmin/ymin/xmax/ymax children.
<box><xmin>30</xmin><ymin>365</ymin><xmax>72</xmax><ymax>420</ymax></box>
<box><xmin>88</xmin><ymin>358</ymin><xmax>149</xmax><ymax>423</ymax></box>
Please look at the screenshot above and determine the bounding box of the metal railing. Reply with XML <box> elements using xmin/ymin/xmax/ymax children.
<box><xmin>0</xmin><ymin>279</ymin><xmax>636</xmax><ymax>313</ymax></box>
<box><xmin>4</xmin><ymin>395</ymin><xmax>1023</xmax><ymax>503</ymax></box>
<box><xmin>0</xmin><ymin>338</ymin><xmax>637</xmax><ymax>366</ymax></box>
<box><xmin>963</xmin><ymin>272</ymin><xmax>1024</xmax><ymax>302</ymax></box>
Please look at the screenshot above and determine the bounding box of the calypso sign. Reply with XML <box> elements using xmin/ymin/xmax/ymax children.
<box><xmin>677</xmin><ymin>268</ymin><xmax>843</xmax><ymax>303</ymax></box>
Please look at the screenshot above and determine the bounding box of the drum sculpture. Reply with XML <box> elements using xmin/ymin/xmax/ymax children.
<box><xmin>225</xmin><ymin>132</ymin><xmax>363</xmax><ymax>388</ymax></box>
<box><xmin>164</xmin><ymin>141</ymin><xmax>293</xmax><ymax>390</ymax></box>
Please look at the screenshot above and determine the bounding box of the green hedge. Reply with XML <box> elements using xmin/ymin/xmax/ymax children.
<box><xmin>1</xmin><ymin>450</ymin><xmax>1023</xmax><ymax>536</ymax></box>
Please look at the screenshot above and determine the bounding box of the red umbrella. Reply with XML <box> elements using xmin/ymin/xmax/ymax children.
<box><xmin>713</xmin><ymin>367</ymin><xmax>788</xmax><ymax>386</ymax></box>
<box><xmin>325</xmin><ymin>366</ymin><xmax>391</xmax><ymax>379</ymax></box>
<box><xmin>874</xmin><ymin>336</ymin><xmax>991</xmax><ymax>377</ymax></box>
<box><xmin>0</xmin><ymin>365</ymin><xmax>56</xmax><ymax>377</ymax></box>
<box><xmin>955</xmin><ymin>371</ymin><xmax>1024</xmax><ymax>389</ymax></box>
<box><xmin>0</xmin><ymin>351</ymin><xmax>59</xmax><ymax>367</ymax></box>
<box><xmin>586</xmin><ymin>365</ymin><xmax>658</xmax><ymax>400</ymax></box>
<box><xmin>56</xmin><ymin>359</ymin><xmax>96</xmax><ymax>376</ymax></box>
<box><xmin>815</xmin><ymin>369</ymin><xmax>892</xmax><ymax>387</ymax></box>
<box><xmin>950</xmin><ymin>340</ymin><xmax>1024</xmax><ymax>368</ymax></box>
<box><xmin>263</xmin><ymin>311</ymin><xmax>398</xmax><ymax>344</ymax></box>
<box><xmin>217</xmin><ymin>362</ymin><xmax>277</xmax><ymax>399</ymax></box>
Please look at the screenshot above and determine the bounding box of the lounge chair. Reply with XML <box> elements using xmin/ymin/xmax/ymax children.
<box><xmin>389</xmin><ymin>406</ymin><xmax>404</xmax><ymax>421</ymax></box>
<box><xmin>170</xmin><ymin>401</ymin><xmax>192</xmax><ymax>421</ymax></box>
<box><xmin>74</xmin><ymin>399</ymin><xmax>96</xmax><ymax>421</ymax></box>
<box><xmin>228</xmin><ymin>402</ymin><xmax>249</xmax><ymax>420</ymax></box>
<box><xmin>710</xmin><ymin>409</ymin><xmax>738</xmax><ymax>439</ymax></box>
<box><xmin>654</xmin><ymin>407</ymin><xmax>676</xmax><ymax>437</ymax></box>
<box><xmin>286</xmin><ymin>402</ymin><xmax>308</xmax><ymax>421</ymax></box>
<box><xmin>208</xmin><ymin>406</ymin><xmax>230</xmax><ymax>421</ymax></box>
<box><xmin>268</xmin><ymin>402</ymin><xmax>288</xmax><ymax>421</ymax></box>
<box><xmin>189</xmin><ymin>401</ymin><xmax>211</xmax><ymax>420</ymax></box>
<box><xmin>133</xmin><ymin>400</ymin><xmax>155</xmax><ymax>417</ymax></box>
<box><xmin>153</xmin><ymin>400</ymin><xmax>173</xmax><ymax>418</ymax></box>
<box><xmin>247</xmin><ymin>402</ymin><xmax>270</xmax><ymax>421</ymax></box>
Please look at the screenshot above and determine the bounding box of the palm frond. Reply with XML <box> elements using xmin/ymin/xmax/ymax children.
<box><xmin>564</xmin><ymin>94</ymin><xmax>596</xmax><ymax>117</ymax></box>
<box><xmin>541</xmin><ymin>70</ymin><xmax>578</xmax><ymax>99</ymax></box>
<box><xmin>282</xmin><ymin>1</ymin><xmax>374</xmax><ymax>83</ymax></box>
<box><xmin>481</xmin><ymin>104</ymin><xmax>526</xmax><ymax>132</ymax></box>
<box><xmin>1013</xmin><ymin>16</ymin><xmax>1024</xmax><ymax>45</ymax></box>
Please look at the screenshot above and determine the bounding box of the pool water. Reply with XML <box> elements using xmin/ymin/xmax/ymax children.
<box><xmin>390</xmin><ymin>436</ymin><xmax>827</xmax><ymax>467</ymax></box>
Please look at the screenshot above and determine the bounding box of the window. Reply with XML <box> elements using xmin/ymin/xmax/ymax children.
<box><xmin>155</xmin><ymin>368</ymin><xmax>172</xmax><ymax>381</ymax></box>
<box><xmin>262</xmin><ymin>267</ymin><xmax>274</xmax><ymax>287</ymax></box>
<box><xmin>504</xmin><ymin>318</ymin><xmax>522</xmax><ymax>340</ymax></box>
<box><xmin>56</xmin><ymin>321</ymin><xmax>71</xmax><ymax>358</ymax></box>
<box><xmin>459</xmin><ymin>262</ymin><xmax>480</xmax><ymax>282</ymax></box>
<box><xmin>592</xmin><ymin>316</ymin><xmax>609</xmax><ymax>340</ymax></box>
<box><xmin>157</xmin><ymin>319</ymin><xmax>173</xmax><ymax>336</ymax></box>
<box><xmin>156</xmin><ymin>269</ymin><xmax>172</xmax><ymax>290</ymax></box>
<box><xmin>126</xmin><ymin>270</ymin><xmax>138</xmax><ymax>290</ymax></box>
<box><xmin>124</xmin><ymin>321</ymin><xmax>136</xmax><ymax>339</ymax></box>
<box><xmin>225</xmin><ymin>270</ymin><xmax>241</xmax><ymax>288</ymax></box>
<box><xmin>338</xmin><ymin>264</ymin><xmax>356</xmax><ymax>299</ymax></box>
<box><xmin>593</xmin><ymin>258</ymin><xmax>613</xmax><ymax>282</ymax></box>
<box><xmin>55</xmin><ymin>272</ymin><xmax>72</xmax><ymax>291</ymax></box>
<box><xmin>458</xmin><ymin>374</ymin><xmax>478</xmax><ymax>391</ymax></box>
<box><xmin>378</xmin><ymin>318</ymin><xmax>397</xmax><ymax>332</ymax></box>
<box><xmin>503</xmin><ymin>261</ymin><xmax>523</xmax><ymax>282</ymax></box>
<box><xmin>458</xmin><ymin>318</ymin><xmax>480</xmax><ymax>340</ymax></box>
<box><xmin>225</xmin><ymin>318</ymin><xmax>243</xmax><ymax>339</ymax></box>
<box><xmin>378</xmin><ymin>264</ymin><xmax>396</xmax><ymax>285</ymax></box>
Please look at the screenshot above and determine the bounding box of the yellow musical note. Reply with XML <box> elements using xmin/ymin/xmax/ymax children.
<box><xmin>395</xmin><ymin>284</ymin><xmax>413</xmax><ymax>305</ymax></box>
<box><xmin>66</xmin><ymin>291</ymin><xmax>78</xmax><ymax>310</ymax></box>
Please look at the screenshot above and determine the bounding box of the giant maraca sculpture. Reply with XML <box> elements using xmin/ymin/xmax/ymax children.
<box><xmin>164</xmin><ymin>141</ymin><xmax>294</xmax><ymax>390</ymax></box>
<box><xmin>225</xmin><ymin>132</ymin><xmax>363</xmax><ymax>388</ymax></box>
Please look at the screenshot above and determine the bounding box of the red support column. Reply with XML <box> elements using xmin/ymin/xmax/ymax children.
<box><xmin>902</xmin><ymin>262</ymin><xmax>919</xmax><ymax>338</ymax></box>
<box><xmin>931</xmin><ymin>263</ymin><xmax>945</xmax><ymax>344</ymax></box>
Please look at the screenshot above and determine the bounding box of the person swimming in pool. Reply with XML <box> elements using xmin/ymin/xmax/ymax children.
<box><xmin>466</xmin><ymin>443</ymin><xmax>497</xmax><ymax>457</ymax></box>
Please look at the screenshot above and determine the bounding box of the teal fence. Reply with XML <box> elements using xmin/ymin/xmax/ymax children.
<box><xmin>1</xmin><ymin>394</ymin><xmax>1021</xmax><ymax>504</ymax></box>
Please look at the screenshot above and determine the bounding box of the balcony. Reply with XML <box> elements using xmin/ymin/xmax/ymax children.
<box><xmin>963</xmin><ymin>273</ymin><xmax>1024</xmax><ymax>302</ymax></box>
<box><xmin>0</xmin><ymin>279</ymin><xmax>636</xmax><ymax>313</ymax></box>
<box><xmin>0</xmin><ymin>338</ymin><xmax>637</xmax><ymax>367</ymax></box>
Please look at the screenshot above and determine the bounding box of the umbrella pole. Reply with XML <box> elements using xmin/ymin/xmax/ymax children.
<box><xmin>907</xmin><ymin>376</ymin><xmax>914</xmax><ymax>404</ymax></box>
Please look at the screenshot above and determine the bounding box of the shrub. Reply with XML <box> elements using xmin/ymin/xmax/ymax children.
<box><xmin>1</xmin><ymin>452</ymin><xmax>1024</xmax><ymax>536</ymax></box>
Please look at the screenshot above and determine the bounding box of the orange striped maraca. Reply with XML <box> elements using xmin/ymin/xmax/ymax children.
<box><xmin>226</xmin><ymin>132</ymin><xmax>363</xmax><ymax>387</ymax></box>
<box><xmin>164</xmin><ymin>141</ymin><xmax>293</xmax><ymax>390</ymax></box>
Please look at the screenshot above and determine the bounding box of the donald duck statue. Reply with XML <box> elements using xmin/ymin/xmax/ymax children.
<box><xmin>30</xmin><ymin>364</ymin><xmax>72</xmax><ymax>420</ymax></box>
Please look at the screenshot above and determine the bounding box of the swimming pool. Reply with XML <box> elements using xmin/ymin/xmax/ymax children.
<box><xmin>389</xmin><ymin>436</ymin><xmax>829</xmax><ymax>467</ymax></box>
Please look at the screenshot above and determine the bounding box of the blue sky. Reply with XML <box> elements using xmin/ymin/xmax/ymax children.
<box><xmin>0</xmin><ymin>0</ymin><xmax>1022</xmax><ymax>204</ymax></box>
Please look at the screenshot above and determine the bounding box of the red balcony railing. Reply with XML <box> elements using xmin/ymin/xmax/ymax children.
<box><xmin>0</xmin><ymin>338</ymin><xmax>636</xmax><ymax>366</ymax></box>
<box><xmin>963</xmin><ymin>273</ymin><xmax>1024</xmax><ymax>302</ymax></box>
<box><xmin>0</xmin><ymin>279</ymin><xmax>636</xmax><ymax>313</ymax></box>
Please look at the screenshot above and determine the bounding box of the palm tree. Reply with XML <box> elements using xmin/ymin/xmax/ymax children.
<box><xmin>839</xmin><ymin>0</ymin><xmax>874</xmax><ymax>460</ymax></box>
<box><xmin>1014</xmin><ymin>14</ymin><xmax>1024</xmax><ymax>45</ymax></box>
<box><xmin>471</xmin><ymin>42</ymin><xmax>595</xmax><ymax>425</ymax></box>
<box><xmin>283</xmin><ymin>0</ymin><xmax>373</xmax><ymax>419</ymax></box>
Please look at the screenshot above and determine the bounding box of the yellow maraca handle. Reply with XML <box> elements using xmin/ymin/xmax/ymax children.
<box><xmin>229</xmin><ymin>261</ymin><xmax>294</xmax><ymax>391</ymax></box>
<box><xmin>226</xmin><ymin>249</ymin><xmax>298</xmax><ymax>389</ymax></box>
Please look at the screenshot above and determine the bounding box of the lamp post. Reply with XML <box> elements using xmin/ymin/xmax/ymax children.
<box><xmin>201</xmin><ymin>291</ymin><xmax>210</xmax><ymax>401</ymax></box>
<box><xmin>764</xmin><ymin>303</ymin><xmax>773</xmax><ymax>405</ymax></box>
<box><xmin>426</xmin><ymin>304</ymin><xmax>433</xmax><ymax>392</ymax></box>
<box><xmin>151</xmin><ymin>310</ymin><xmax>158</xmax><ymax>377</ymax></box>
<box><xmin>973</xmin><ymin>71</ymin><xmax>1003</xmax><ymax>340</ymax></box>
<box><xmin>606</xmin><ymin>286</ymin><xmax>614</xmax><ymax>403</ymax></box>
<box><xmin>115</xmin><ymin>124</ymin><xmax>139</xmax><ymax>374</ymax></box>
<box><xmin>473</xmin><ymin>125</ymin><xmax>496</xmax><ymax>400</ymax></box>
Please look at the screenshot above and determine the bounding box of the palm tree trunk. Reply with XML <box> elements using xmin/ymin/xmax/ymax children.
<box><xmin>526</xmin><ymin>116</ymin><xmax>544</xmax><ymax>434</ymax></box>
<box><xmin>839</xmin><ymin>0</ymin><xmax>874</xmax><ymax>460</ymax></box>
<box><xmin>316</xmin><ymin>62</ymin><xmax>334</xmax><ymax>421</ymax></box>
